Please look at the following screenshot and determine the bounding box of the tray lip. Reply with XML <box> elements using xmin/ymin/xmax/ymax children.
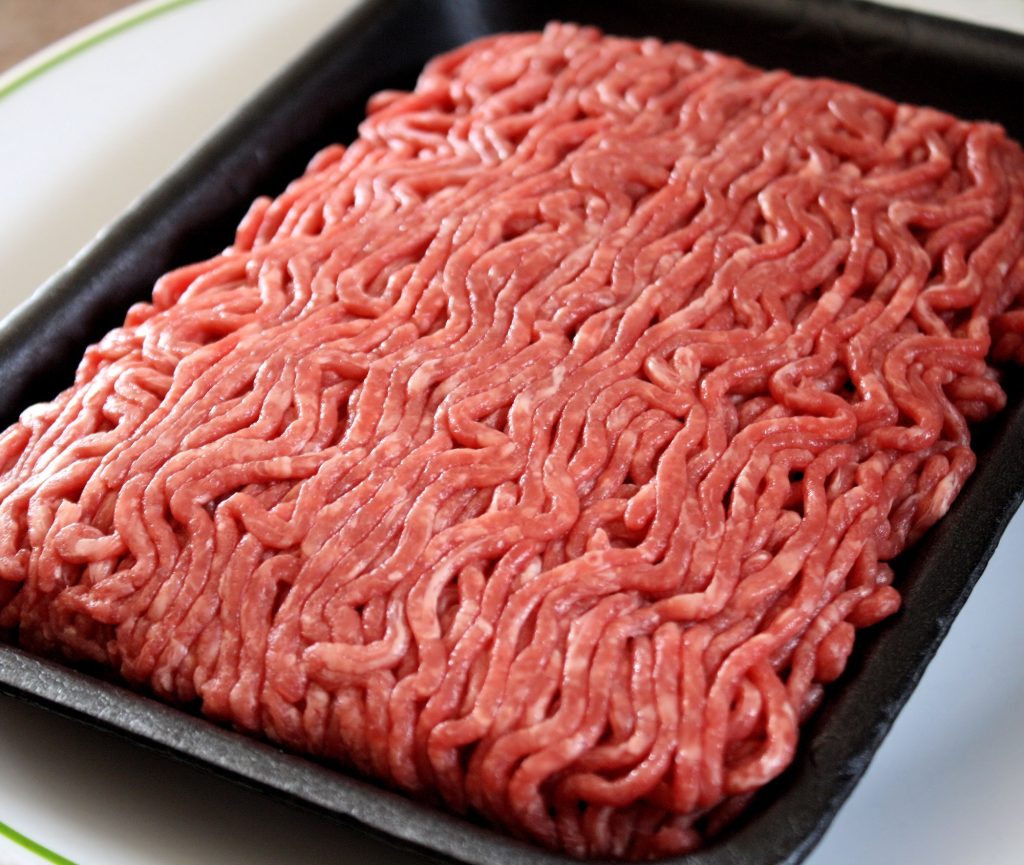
<box><xmin>0</xmin><ymin>645</ymin><xmax>570</xmax><ymax>865</ymax></box>
<box><xmin>2</xmin><ymin>0</ymin><xmax>1024</xmax><ymax>864</ymax></box>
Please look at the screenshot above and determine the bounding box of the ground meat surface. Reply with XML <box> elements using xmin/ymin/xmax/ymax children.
<box><xmin>2</xmin><ymin>22</ymin><xmax>1024</xmax><ymax>860</ymax></box>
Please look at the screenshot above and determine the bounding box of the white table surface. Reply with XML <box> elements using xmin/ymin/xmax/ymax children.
<box><xmin>1</xmin><ymin>1</ymin><xmax>1023</xmax><ymax>863</ymax></box>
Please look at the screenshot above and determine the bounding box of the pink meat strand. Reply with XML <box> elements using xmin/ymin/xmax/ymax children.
<box><xmin>3</xmin><ymin>22</ymin><xmax>1024</xmax><ymax>859</ymax></box>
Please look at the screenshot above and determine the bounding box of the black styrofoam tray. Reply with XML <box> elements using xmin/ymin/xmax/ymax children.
<box><xmin>2</xmin><ymin>1</ymin><xmax>1024</xmax><ymax>863</ymax></box>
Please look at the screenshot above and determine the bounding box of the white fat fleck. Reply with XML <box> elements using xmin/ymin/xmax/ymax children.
<box><xmin>819</xmin><ymin>290</ymin><xmax>844</xmax><ymax>315</ymax></box>
<box><xmin>825</xmin><ymin>567</ymin><xmax>847</xmax><ymax>585</ymax></box>
<box><xmin>408</xmin><ymin>366</ymin><xmax>433</xmax><ymax>394</ymax></box>
<box><xmin>521</xmin><ymin>557</ymin><xmax>542</xmax><ymax>583</ymax></box>
<box><xmin>568</xmin><ymin>655</ymin><xmax>590</xmax><ymax>676</ymax></box>
<box><xmin>626</xmin><ymin>738</ymin><xmax>647</xmax><ymax>756</ymax></box>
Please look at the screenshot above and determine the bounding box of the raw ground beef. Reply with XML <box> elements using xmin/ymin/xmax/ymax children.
<box><xmin>2</xmin><ymin>22</ymin><xmax>1024</xmax><ymax>859</ymax></box>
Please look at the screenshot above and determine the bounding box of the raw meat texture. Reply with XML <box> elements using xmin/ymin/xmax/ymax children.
<box><xmin>3</xmin><ymin>22</ymin><xmax>1024</xmax><ymax>859</ymax></box>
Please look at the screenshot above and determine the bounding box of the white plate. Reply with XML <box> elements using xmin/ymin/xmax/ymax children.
<box><xmin>0</xmin><ymin>1</ymin><xmax>1022</xmax><ymax>863</ymax></box>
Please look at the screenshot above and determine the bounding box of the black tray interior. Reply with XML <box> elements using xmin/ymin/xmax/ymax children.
<box><xmin>2</xmin><ymin>1</ymin><xmax>1024</xmax><ymax>864</ymax></box>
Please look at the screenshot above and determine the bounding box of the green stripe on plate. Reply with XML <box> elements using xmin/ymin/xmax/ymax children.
<box><xmin>0</xmin><ymin>819</ymin><xmax>79</xmax><ymax>865</ymax></box>
<box><xmin>0</xmin><ymin>0</ymin><xmax>199</xmax><ymax>102</ymax></box>
<box><xmin>0</xmin><ymin>1</ymin><xmax>194</xmax><ymax>862</ymax></box>
<box><xmin>0</xmin><ymin>5</ymin><xmax>200</xmax><ymax>857</ymax></box>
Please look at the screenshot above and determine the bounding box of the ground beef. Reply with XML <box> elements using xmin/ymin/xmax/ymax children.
<box><xmin>2</xmin><ymin>22</ymin><xmax>1024</xmax><ymax>860</ymax></box>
